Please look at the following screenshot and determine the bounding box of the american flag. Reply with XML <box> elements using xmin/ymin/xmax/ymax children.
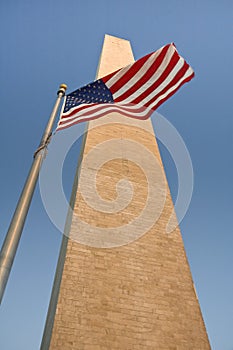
<box><xmin>56</xmin><ymin>43</ymin><xmax>194</xmax><ymax>131</ymax></box>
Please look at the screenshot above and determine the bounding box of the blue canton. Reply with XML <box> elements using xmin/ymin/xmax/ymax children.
<box><xmin>64</xmin><ymin>79</ymin><xmax>114</xmax><ymax>113</ymax></box>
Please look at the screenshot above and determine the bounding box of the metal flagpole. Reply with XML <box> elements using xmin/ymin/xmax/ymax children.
<box><xmin>0</xmin><ymin>83</ymin><xmax>67</xmax><ymax>304</ymax></box>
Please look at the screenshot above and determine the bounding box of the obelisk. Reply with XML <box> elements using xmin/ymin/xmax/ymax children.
<box><xmin>41</xmin><ymin>35</ymin><xmax>210</xmax><ymax>349</ymax></box>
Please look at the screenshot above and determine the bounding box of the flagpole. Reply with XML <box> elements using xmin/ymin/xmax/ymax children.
<box><xmin>0</xmin><ymin>84</ymin><xmax>67</xmax><ymax>304</ymax></box>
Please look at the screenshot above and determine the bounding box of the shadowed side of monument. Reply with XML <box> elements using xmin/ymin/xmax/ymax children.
<box><xmin>41</xmin><ymin>35</ymin><xmax>210</xmax><ymax>350</ymax></box>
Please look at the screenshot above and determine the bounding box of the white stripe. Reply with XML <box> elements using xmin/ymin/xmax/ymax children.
<box><xmin>104</xmin><ymin>63</ymin><xmax>132</xmax><ymax>88</ymax></box>
<box><xmin>150</xmin><ymin>67</ymin><xmax>194</xmax><ymax>109</ymax></box>
<box><xmin>59</xmin><ymin>102</ymin><xmax>151</xmax><ymax>122</ymax></box>
<box><xmin>113</xmin><ymin>45</ymin><xmax>176</xmax><ymax>103</ymax></box>
<box><xmin>59</xmin><ymin>103</ymin><xmax>144</xmax><ymax>123</ymax></box>
<box><xmin>61</xmin><ymin>98</ymin><xmax>147</xmax><ymax>122</ymax></box>
<box><xmin>60</xmin><ymin>102</ymin><xmax>95</xmax><ymax>117</ymax></box>
<box><xmin>129</xmin><ymin>57</ymin><xmax>185</xmax><ymax>106</ymax></box>
<box><xmin>57</xmin><ymin>108</ymin><xmax>149</xmax><ymax>130</ymax></box>
<box><xmin>110</xmin><ymin>45</ymin><xmax>174</xmax><ymax>99</ymax></box>
<box><xmin>106</xmin><ymin>44</ymin><xmax>169</xmax><ymax>88</ymax></box>
<box><xmin>57</xmin><ymin>104</ymin><xmax>151</xmax><ymax>129</ymax></box>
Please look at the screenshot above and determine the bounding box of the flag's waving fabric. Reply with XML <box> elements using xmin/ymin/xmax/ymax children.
<box><xmin>56</xmin><ymin>43</ymin><xmax>194</xmax><ymax>131</ymax></box>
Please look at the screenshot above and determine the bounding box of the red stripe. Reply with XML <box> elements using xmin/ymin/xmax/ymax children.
<box><xmin>57</xmin><ymin>115</ymin><xmax>103</xmax><ymax>131</ymax></box>
<box><xmin>61</xmin><ymin>103</ymin><xmax>99</xmax><ymax>119</ymax></box>
<box><xmin>59</xmin><ymin>104</ymin><xmax>149</xmax><ymax>126</ymax></box>
<box><xmin>107</xmin><ymin>51</ymin><xmax>156</xmax><ymax>94</ymax></box>
<box><xmin>101</xmin><ymin>69</ymin><xmax>121</xmax><ymax>83</ymax></box>
<box><xmin>61</xmin><ymin>102</ymin><xmax>121</xmax><ymax>120</ymax></box>
<box><xmin>115</xmin><ymin>47</ymin><xmax>179</xmax><ymax>104</ymax></box>
<box><xmin>144</xmin><ymin>61</ymin><xmax>191</xmax><ymax>108</ymax></box>
<box><xmin>151</xmin><ymin>72</ymin><xmax>195</xmax><ymax>111</ymax></box>
<box><xmin>56</xmin><ymin>110</ymin><xmax>151</xmax><ymax>131</ymax></box>
<box><xmin>57</xmin><ymin>116</ymin><xmax>97</xmax><ymax>131</ymax></box>
<box><xmin>57</xmin><ymin>107</ymin><xmax>153</xmax><ymax>131</ymax></box>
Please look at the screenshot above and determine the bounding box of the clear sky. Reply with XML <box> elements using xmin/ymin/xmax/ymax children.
<box><xmin>0</xmin><ymin>1</ymin><xmax>232</xmax><ymax>349</ymax></box>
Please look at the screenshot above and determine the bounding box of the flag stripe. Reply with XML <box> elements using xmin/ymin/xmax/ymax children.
<box><xmin>140</xmin><ymin>58</ymin><xmax>187</xmax><ymax>107</ymax></box>
<box><xmin>102</xmin><ymin>61</ymin><xmax>134</xmax><ymax>87</ymax></box>
<box><xmin>102</xmin><ymin>51</ymin><xmax>152</xmax><ymax>87</ymax></box>
<box><xmin>150</xmin><ymin>67</ymin><xmax>194</xmax><ymax>110</ymax></box>
<box><xmin>57</xmin><ymin>104</ymin><xmax>153</xmax><ymax>130</ymax></box>
<box><xmin>111</xmin><ymin>44</ymin><xmax>172</xmax><ymax>100</ymax></box>
<box><xmin>60</xmin><ymin>102</ymin><xmax>101</xmax><ymax>119</ymax></box>
<box><xmin>100</xmin><ymin>67</ymin><xmax>122</xmax><ymax>83</ymax></box>
<box><xmin>114</xmin><ymin>46</ymin><xmax>179</xmax><ymax>104</ymax></box>
<box><xmin>107</xmin><ymin>45</ymin><xmax>168</xmax><ymax>96</ymax></box>
<box><xmin>59</xmin><ymin>103</ymin><xmax>149</xmax><ymax>124</ymax></box>
<box><xmin>57</xmin><ymin>108</ymin><xmax>154</xmax><ymax>131</ymax></box>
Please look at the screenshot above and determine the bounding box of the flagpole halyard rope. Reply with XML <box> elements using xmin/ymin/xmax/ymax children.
<box><xmin>33</xmin><ymin>132</ymin><xmax>52</xmax><ymax>158</ymax></box>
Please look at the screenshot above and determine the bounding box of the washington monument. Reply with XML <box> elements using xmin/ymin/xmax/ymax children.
<box><xmin>41</xmin><ymin>35</ymin><xmax>210</xmax><ymax>350</ymax></box>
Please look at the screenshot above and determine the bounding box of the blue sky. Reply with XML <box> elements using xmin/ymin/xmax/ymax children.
<box><xmin>0</xmin><ymin>1</ymin><xmax>232</xmax><ymax>349</ymax></box>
